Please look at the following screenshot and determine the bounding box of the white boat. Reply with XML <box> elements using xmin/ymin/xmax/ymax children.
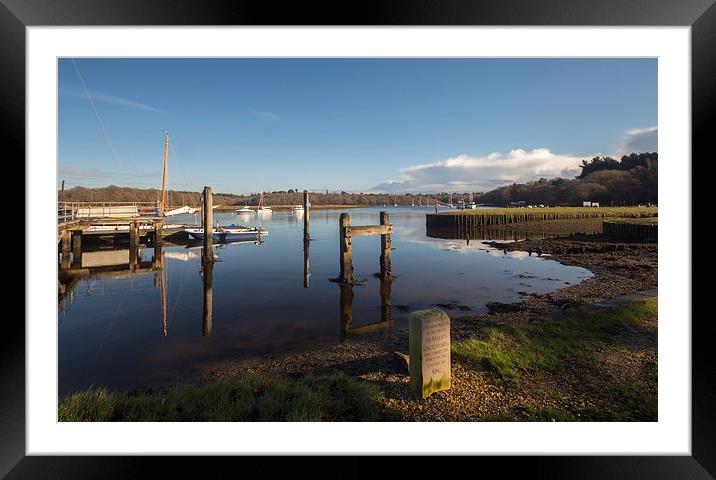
<box><xmin>257</xmin><ymin>191</ymin><xmax>272</xmax><ymax>213</ymax></box>
<box><xmin>292</xmin><ymin>205</ymin><xmax>304</xmax><ymax>212</ymax></box>
<box><xmin>184</xmin><ymin>224</ymin><xmax>268</xmax><ymax>242</ymax></box>
<box><xmin>236</xmin><ymin>204</ymin><xmax>254</xmax><ymax>214</ymax></box>
<box><xmin>165</xmin><ymin>205</ymin><xmax>197</xmax><ymax>216</ymax></box>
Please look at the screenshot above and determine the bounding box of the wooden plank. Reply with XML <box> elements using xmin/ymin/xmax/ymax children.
<box><xmin>346</xmin><ymin>224</ymin><xmax>393</xmax><ymax>237</ymax></box>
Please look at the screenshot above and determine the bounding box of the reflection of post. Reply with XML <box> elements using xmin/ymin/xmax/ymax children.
<box><xmin>339</xmin><ymin>283</ymin><xmax>354</xmax><ymax>341</ymax></box>
<box><xmin>380</xmin><ymin>211</ymin><xmax>392</xmax><ymax>277</ymax></box>
<box><xmin>203</xmin><ymin>186</ymin><xmax>213</xmax><ymax>261</ymax></box>
<box><xmin>202</xmin><ymin>249</ymin><xmax>214</xmax><ymax>337</ymax></box>
<box><xmin>303</xmin><ymin>190</ymin><xmax>310</xmax><ymax>241</ymax></box>
<box><xmin>71</xmin><ymin>230</ymin><xmax>82</xmax><ymax>268</ymax></box>
<box><xmin>303</xmin><ymin>238</ymin><xmax>310</xmax><ymax>288</ymax></box>
<box><xmin>380</xmin><ymin>273</ymin><xmax>393</xmax><ymax>327</ymax></box>
<box><xmin>339</xmin><ymin>213</ymin><xmax>354</xmax><ymax>284</ymax></box>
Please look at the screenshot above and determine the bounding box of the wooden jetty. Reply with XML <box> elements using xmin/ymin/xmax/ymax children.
<box><xmin>338</xmin><ymin>211</ymin><xmax>393</xmax><ymax>284</ymax></box>
<box><xmin>426</xmin><ymin>206</ymin><xmax>658</xmax><ymax>229</ymax></box>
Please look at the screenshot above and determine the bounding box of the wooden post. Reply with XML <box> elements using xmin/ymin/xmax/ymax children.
<box><xmin>71</xmin><ymin>230</ymin><xmax>82</xmax><ymax>268</ymax></box>
<box><xmin>60</xmin><ymin>230</ymin><xmax>71</xmax><ymax>270</ymax></box>
<box><xmin>203</xmin><ymin>186</ymin><xmax>213</xmax><ymax>260</ymax></box>
<box><xmin>303</xmin><ymin>190</ymin><xmax>310</xmax><ymax>241</ymax></box>
<box><xmin>339</xmin><ymin>213</ymin><xmax>354</xmax><ymax>284</ymax></box>
<box><xmin>202</xmin><ymin>251</ymin><xmax>214</xmax><ymax>337</ymax></box>
<box><xmin>129</xmin><ymin>221</ymin><xmax>138</xmax><ymax>271</ymax></box>
<box><xmin>153</xmin><ymin>220</ymin><xmax>163</xmax><ymax>269</ymax></box>
<box><xmin>339</xmin><ymin>283</ymin><xmax>354</xmax><ymax>341</ymax></box>
<box><xmin>380</xmin><ymin>211</ymin><xmax>392</xmax><ymax>277</ymax></box>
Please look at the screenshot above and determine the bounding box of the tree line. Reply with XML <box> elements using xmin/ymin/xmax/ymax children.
<box><xmin>58</xmin><ymin>152</ymin><xmax>657</xmax><ymax>208</ymax></box>
<box><xmin>475</xmin><ymin>152</ymin><xmax>657</xmax><ymax>206</ymax></box>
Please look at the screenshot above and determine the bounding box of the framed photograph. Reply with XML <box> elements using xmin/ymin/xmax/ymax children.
<box><xmin>8</xmin><ymin>0</ymin><xmax>712</xmax><ymax>476</ymax></box>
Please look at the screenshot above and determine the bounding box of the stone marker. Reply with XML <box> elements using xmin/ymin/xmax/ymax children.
<box><xmin>409</xmin><ymin>308</ymin><xmax>451</xmax><ymax>398</ymax></box>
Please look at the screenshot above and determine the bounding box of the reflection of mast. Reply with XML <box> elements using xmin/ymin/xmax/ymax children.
<box><xmin>160</xmin><ymin>250</ymin><xmax>167</xmax><ymax>337</ymax></box>
<box><xmin>201</xmin><ymin>247</ymin><xmax>214</xmax><ymax>337</ymax></box>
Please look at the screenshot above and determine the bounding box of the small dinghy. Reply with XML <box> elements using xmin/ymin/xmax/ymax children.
<box><xmin>184</xmin><ymin>224</ymin><xmax>267</xmax><ymax>242</ymax></box>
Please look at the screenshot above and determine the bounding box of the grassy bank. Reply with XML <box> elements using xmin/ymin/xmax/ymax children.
<box><xmin>452</xmin><ymin>298</ymin><xmax>657</xmax><ymax>382</ymax></box>
<box><xmin>59</xmin><ymin>372</ymin><xmax>388</xmax><ymax>422</ymax></box>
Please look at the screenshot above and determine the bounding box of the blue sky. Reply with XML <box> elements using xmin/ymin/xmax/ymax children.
<box><xmin>58</xmin><ymin>58</ymin><xmax>657</xmax><ymax>194</ymax></box>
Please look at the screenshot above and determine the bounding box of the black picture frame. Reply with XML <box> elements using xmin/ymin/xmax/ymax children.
<box><xmin>6</xmin><ymin>0</ymin><xmax>712</xmax><ymax>477</ymax></box>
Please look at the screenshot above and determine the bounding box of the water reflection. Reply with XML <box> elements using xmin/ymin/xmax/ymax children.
<box><xmin>303</xmin><ymin>238</ymin><xmax>310</xmax><ymax>288</ymax></box>
<box><xmin>59</xmin><ymin>208</ymin><xmax>593</xmax><ymax>394</ymax></box>
<box><xmin>339</xmin><ymin>274</ymin><xmax>393</xmax><ymax>341</ymax></box>
<box><xmin>426</xmin><ymin>225</ymin><xmax>598</xmax><ymax>242</ymax></box>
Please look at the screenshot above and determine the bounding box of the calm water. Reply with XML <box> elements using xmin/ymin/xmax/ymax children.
<box><xmin>58</xmin><ymin>207</ymin><xmax>592</xmax><ymax>394</ymax></box>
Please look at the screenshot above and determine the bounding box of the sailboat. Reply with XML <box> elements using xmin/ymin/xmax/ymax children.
<box><xmin>159</xmin><ymin>131</ymin><xmax>198</xmax><ymax>217</ymax></box>
<box><xmin>257</xmin><ymin>191</ymin><xmax>272</xmax><ymax>213</ymax></box>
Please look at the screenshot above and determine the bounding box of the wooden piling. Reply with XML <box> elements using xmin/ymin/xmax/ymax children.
<box><xmin>303</xmin><ymin>190</ymin><xmax>310</xmax><ymax>241</ymax></box>
<box><xmin>203</xmin><ymin>186</ymin><xmax>213</xmax><ymax>260</ymax></box>
<box><xmin>61</xmin><ymin>230</ymin><xmax>71</xmax><ymax>270</ymax></box>
<box><xmin>339</xmin><ymin>213</ymin><xmax>354</xmax><ymax>284</ymax></box>
<box><xmin>129</xmin><ymin>221</ymin><xmax>138</xmax><ymax>270</ymax></box>
<box><xmin>380</xmin><ymin>211</ymin><xmax>392</xmax><ymax>277</ymax></box>
<box><xmin>71</xmin><ymin>230</ymin><xmax>82</xmax><ymax>267</ymax></box>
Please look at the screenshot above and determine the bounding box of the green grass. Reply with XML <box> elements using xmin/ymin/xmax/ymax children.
<box><xmin>59</xmin><ymin>372</ymin><xmax>389</xmax><ymax>422</ymax></box>
<box><xmin>452</xmin><ymin>298</ymin><xmax>657</xmax><ymax>382</ymax></box>
<box><xmin>441</xmin><ymin>206</ymin><xmax>657</xmax><ymax>217</ymax></box>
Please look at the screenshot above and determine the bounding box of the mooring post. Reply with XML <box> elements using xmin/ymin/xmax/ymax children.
<box><xmin>71</xmin><ymin>230</ymin><xmax>82</xmax><ymax>268</ymax></box>
<box><xmin>380</xmin><ymin>211</ymin><xmax>392</xmax><ymax>277</ymax></box>
<box><xmin>303</xmin><ymin>190</ymin><xmax>310</xmax><ymax>241</ymax></box>
<box><xmin>61</xmin><ymin>229</ymin><xmax>71</xmax><ymax>270</ymax></box>
<box><xmin>202</xmin><ymin>250</ymin><xmax>214</xmax><ymax>337</ymax></box>
<box><xmin>203</xmin><ymin>186</ymin><xmax>213</xmax><ymax>261</ymax></box>
<box><xmin>129</xmin><ymin>221</ymin><xmax>139</xmax><ymax>271</ymax></box>
<box><xmin>339</xmin><ymin>213</ymin><xmax>354</xmax><ymax>284</ymax></box>
<box><xmin>153</xmin><ymin>220</ymin><xmax>163</xmax><ymax>269</ymax></box>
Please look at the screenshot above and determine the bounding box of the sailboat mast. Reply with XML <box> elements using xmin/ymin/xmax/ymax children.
<box><xmin>160</xmin><ymin>131</ymin><xmax>169</xmax><ymax>216</ymax></box>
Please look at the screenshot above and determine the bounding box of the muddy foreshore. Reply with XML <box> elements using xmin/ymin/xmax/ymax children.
<box><xmin>194</xmin><ymin>230</ymin><xmax>657</xmax><ymax>420</ymax></box>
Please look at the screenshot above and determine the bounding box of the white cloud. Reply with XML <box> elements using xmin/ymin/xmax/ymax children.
<box><xmin>371</xmin><ymin>148</ymin><xmax>584</xmax><ymax>193</ymax></box>
<box><xmin>619</xmin><ymin>126</ymin><xmax>657</xmax><ymax>154</ymax></box>
<box><xmin>61</xmin><ymin>87</ymin><xmax>164</xmax><ymax>113</ymax></box>
<box><xmin>251</xmin><ymin>110</ymin><xmax>280</xmax><ymax>121</ymax></box>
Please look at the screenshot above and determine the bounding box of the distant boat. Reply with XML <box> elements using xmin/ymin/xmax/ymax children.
<box><xmin>257</xmin><ymin>191</ymin><xmax>272</xmax><ymax>213</ymax></box>
<box><xmin>292</xmin><ymin>205</ymin><xmax>304</xmax><ymax>212</ymax></box>
<box><xmin>184</xmin><ymin>224</ymin><xmax>267</xmax><ymax>242</ymax></box>
<box><xmin>236</xmin><ymin>204</ymin><xmax>254</xmax><ymax>214</ymax></box>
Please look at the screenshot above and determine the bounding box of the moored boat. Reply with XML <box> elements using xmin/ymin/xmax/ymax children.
<box><xmin>184</xmin><ymin>224</ymin><xmax>267</xmax><ymax>242</ymax></box>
